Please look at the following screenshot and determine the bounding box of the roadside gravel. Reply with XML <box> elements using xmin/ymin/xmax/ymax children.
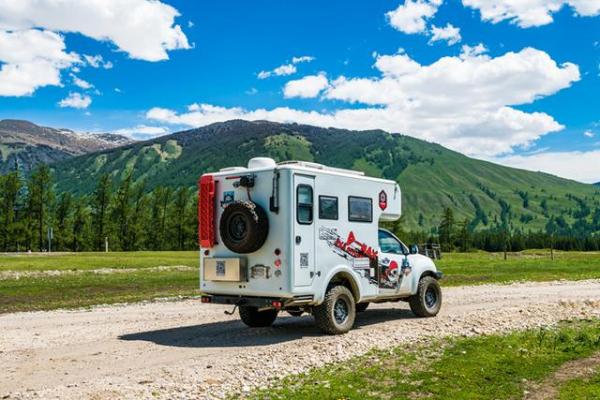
<box><xmin>1</xmin><ymin>279</ymin><xmax>599</xmax><ymax>400</ymax></box>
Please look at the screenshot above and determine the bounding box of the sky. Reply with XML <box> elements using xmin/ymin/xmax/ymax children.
<box><xmin>0</xmin><ymin>0</ymin><xmax>599</xmax><ymax>182</ymax></box>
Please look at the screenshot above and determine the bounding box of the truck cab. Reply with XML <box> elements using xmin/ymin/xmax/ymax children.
<box><xmin>199</xmin><ymin>157</ymin><xmax>442</xmax><ymax>334</ymax></box>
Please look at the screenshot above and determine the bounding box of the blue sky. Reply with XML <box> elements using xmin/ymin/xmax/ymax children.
<box><xmin>0</xmin><ymin>0</ymin><xmax>599</xmax><ymax>181</ymax></box>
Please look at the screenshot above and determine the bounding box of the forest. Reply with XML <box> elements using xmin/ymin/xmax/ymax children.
<box><xmin>1</xmin><ymin>164</ymin><xmax>599</xmax><ymax>253</ymax></box>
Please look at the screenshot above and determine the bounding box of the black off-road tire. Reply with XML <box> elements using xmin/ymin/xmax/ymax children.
<box><xmin>220</xmin><ymin>201</ymin><xmax>269</xmax><ymax>253</ymax></box>
<box><xmin>409</xmin><ymin>276</ymin><xmax>442</xmax><ymax>317</ymax></box>
<box><xmin>239</xmin><ymin>306</ymin><xmax>278</xmax><ymax>327</ymax></box>
<box><xmin>356</xmin><ymin>302</ymin><xmax>369</xmax><ymax>312</ymax></box>
<box><xmin>313</xmin><ymin>285</ymin><xmax>356</xmax><ymax>335</ymax></box>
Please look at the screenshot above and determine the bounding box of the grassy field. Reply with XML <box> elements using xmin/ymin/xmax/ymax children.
<box><xmin>0</xmin><ymin>251</ymin><xmax>198</xmax><ymax>271</ymax></box>
<box><xmin>0</xmin><ymin>250</ymin><xmax>599</xmax><ymax>313</ymax></box>
<box><xmin>437</xmin><ymin>249</ymin><xmax>600</xmax><ymax>286</ymax></box>
<box><xmin>245</xmin><ymin>319</ymin><xmax>600</xmax><ymax>400</ymax></box>
<box><xmin>0</xmin><ymin>251</ymin><xmax>199</xmax><ymax>313</ymax></box>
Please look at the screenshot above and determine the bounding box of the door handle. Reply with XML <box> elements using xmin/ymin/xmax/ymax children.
<box><xmin>295</xmin><ymin>236</ymin><xmax>301</xmax><ymax>244</ymax></box>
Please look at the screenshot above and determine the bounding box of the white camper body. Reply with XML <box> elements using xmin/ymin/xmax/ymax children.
<box><xmin>199</xmin><ymin>157</ymin><xmax>442</xmax><ymax>334</ymax></box>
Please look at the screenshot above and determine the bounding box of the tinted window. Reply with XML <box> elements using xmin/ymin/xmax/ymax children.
<box><xmin>348</xmin><ymin>196</ymin><xmax>372</xmax><ymax>222</ymax></box>
<box><xmin>319</xmin><ymin>196</ymin><xmax>338</xmax><ymax>220</ymax></box>
<box><xmin>297</xmin><ymin>185</ymin><xmax>313</xmax><ymax>224</ymax></box>
<box><xmin>378</xmin><ymin>229</ymin><xmax>406</xmax><ymax>254</ymax></box>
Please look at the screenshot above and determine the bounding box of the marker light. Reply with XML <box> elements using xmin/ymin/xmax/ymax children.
<box><xmin>274</xmin><ymin>259</ymin><xmax>282</xmax><ymax>268</ymax></box>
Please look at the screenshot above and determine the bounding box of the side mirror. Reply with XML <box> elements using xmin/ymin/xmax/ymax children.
<box><xmin>409</xmin><ymin>244</ymin><xmax>419</xmax><ymax>255</ymax></box>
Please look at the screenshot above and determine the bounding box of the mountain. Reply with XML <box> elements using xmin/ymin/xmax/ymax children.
<box><xmin>52</xmin><ymin>120</ymin><xmax>600</xmax><ymax>231</ymax></box>
<box><xmin>0</xmin><ymin>119</ymin><xmax>133</xmax><ymax>174</ymax></box>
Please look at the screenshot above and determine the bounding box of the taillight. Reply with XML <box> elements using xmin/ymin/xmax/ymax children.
<box><xmin>198</xmin><ymin>175</ymin><xmax>216</xmax><ymax>248</ymax></box>
<box><xmin>271</xmin><ymin>300</ymin><xmax>282</xmax><ymax>309</ymax></box>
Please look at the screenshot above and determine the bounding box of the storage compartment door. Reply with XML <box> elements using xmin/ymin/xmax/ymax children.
<box><xmin>293</xmin><ymin>175</ymin><xmax>316</xmax><ymax>287</ymax></box>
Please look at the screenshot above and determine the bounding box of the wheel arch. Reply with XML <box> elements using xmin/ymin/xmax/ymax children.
<box><xmin>316</xmin><ymin>266</ymin><xmax>361</xmax><ymax>304</ymax></box>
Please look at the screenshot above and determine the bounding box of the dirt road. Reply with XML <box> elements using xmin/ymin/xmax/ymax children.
<box><xmin>1</xmin><ymin>280</ymin><xmax>599</xmax><ymax>400</ymax></box>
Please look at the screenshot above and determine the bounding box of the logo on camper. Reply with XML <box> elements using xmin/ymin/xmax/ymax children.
<box><xmin>378</xmin><ymin>190</ymin><xmax>387</xmax><ymax>210</ymax></box>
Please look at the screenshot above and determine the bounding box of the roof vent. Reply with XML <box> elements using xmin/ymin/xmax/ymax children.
<box><xmin>248</xmin><ymin>157</ymin><xmax>276</xmax><ymax>169</ymax></box>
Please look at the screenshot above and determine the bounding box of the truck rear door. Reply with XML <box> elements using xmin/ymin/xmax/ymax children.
<box><xmin>293</xmin><ymin>174</ymin><xmax>316</xmax><ymax>287</ymax></box>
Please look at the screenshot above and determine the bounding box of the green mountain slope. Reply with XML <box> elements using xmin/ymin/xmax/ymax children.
<box><xmin>52</xmin><ymin>120</ymin><xmax>600</xmax><ymax>231</ymax></box>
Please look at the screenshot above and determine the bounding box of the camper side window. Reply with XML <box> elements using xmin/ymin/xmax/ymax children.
<box><xmin>319</xmin><ymin>196</ymin><xmax>338</xmax><ymax>220</ymax></box>
<box><xmin>297</xmin><ymin>185</ymin><xmax>313</xmax><ymax>224</ymax></box>
<box><xmin>348</xmin><ymin>196</ymin><xmax>372</xmax><ymax>222</ymax></box>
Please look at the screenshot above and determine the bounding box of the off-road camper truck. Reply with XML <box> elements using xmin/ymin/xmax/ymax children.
<box><xmin>199</xmin><ymin>157</ymin><xmax>442</xmax><ymax>334</ymax></box>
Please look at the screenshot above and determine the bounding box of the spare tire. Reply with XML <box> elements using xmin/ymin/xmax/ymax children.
<box><xmin>220</xmin><ymin>201</ymin><xmax>269</xmax><ymax>253</ymax></box>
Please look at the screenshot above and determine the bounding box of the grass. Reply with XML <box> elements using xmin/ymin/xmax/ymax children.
<box><xmin>0</xmin><ymin>251</ymin><xmax>199</xmax><ymax>313</ymax></box>
<box><xmin>437</xmin><ymin>249</ymin><xmax>600</xmax><ymax>286</ymax></box>
<box><xmin>0</xmin><ymin>249</ymin><xmax>599</xmax><ymax>313</ymax></box>
<box><xmin>559</xmin><ymin>368</ymin><xmax>600</xmax><ymax>399</ymax></box>
<box><xmin>0</xmin><ymin>269</ymin><xmax>199</xmax><ymax>313</ymax></box>
<box><xmin>0</xmin><ymin>251</ymin><xmax>198</xmax><ymax>271</ymax></box>
<box><xmin>245</xmin><ymin>319</ymin><xmax>600</xmax><ymax>400</ymax></box>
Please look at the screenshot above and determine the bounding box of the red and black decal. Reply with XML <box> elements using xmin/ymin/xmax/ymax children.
<box><xmin>378</xmin><ymin>190</ymin><xmax>388</xmax><ymax>210</ymax></box>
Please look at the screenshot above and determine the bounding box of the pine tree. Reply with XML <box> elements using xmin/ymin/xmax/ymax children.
<box><xmin>457</xmin><ymin>217</ymin><xmax>470</xmax><ymax>252</ymax></box>
<box><xmin>438</xmin><ymin>207</ymin><xmax>455</xmax><ymax>251</ymax></box>
<box><xmin>91</xmin><ymin>174</ymin><xmax>112</xmax><ymax>251</ymax></box>
<box><xmin>172</xmin><ymin>187</ymin><xmax>191</xmax><ymax>250</ymax></box>
<box><xmin>27</xmin><ymin>164</ymin><xmax>54</xmax><ymax>251</ymax></box>
<box><xmin>55</xmin><ymin>192</ymin><xmax>74</xmax><ymax>250</ymax></box>
<box><xmin>112</xmin><ymin>172</ymin><xmax>133</xmax><ymax>250</ymax></box>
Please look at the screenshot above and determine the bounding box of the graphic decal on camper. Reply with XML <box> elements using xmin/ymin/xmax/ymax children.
<box><xmin>378</xmin><ymin>190</ymin><xmax>387</xmax><ymax>210</ymax></box>
<box><xmin>319</xmin><ymin>227</ymin><xmax>377</xmax><ymax>261</ymax></box>
<box><xmin>378</xmin><ymin>257</ymin><xmax>398</xmax><ymax>289</ymax></box>
<box><xmin>319</xmin><ymin>226</ymin><xmax>406</xmax><ymax>289</ymax></box>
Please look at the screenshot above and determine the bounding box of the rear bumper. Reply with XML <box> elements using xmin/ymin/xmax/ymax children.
<box><xmin>201</xmin><ymin>294</ymin><xmax>314</xmax><ymax>309</ymax></box>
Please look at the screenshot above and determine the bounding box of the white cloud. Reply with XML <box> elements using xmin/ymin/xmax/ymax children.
<box><xmin>429</xmin><ymin>23</ymin><xmax>461</xmax><ymax>45</ymax></box>
<box><xmin>284</xmin><ymin>74</ymin><xmax>329</xmax><ymax>98</ymax></box>
<box><xmin>386</xmin><ymin>0</ymin><xmax>442</xmax><ymax>34</ymax></box>
<box><xmin>147</xmin><ymin>47</ymin><xmax>579</xmax><ymax>157</ymax></box>
<box><xmin>292</xmin><ymin>56</ymin><xmax>315</xmax><ymax>64</ymax></box>
<box><xmin>493</xmin><ymin>150</ymin><xmax>600</xmax><ymax>183</ymax></box>
<box><xmin>0</xmin><ymin>0</ymin><xmax>190</xmax><ymax>62</ymax></box>
<box><xmin>113</xmin><ymin>125</ymin><xmax>170</xmax><ymax>140</ymax></box>
<box><xmin>462</xmin><ymin>0</ymin><xmax>600</xmax><ymax>28</ymax></box>
<box><xmin>584</xmin><ymin>130</ymin><xmax>595</xmax><ymax>138</ymax></box>
<box><xmin>258</xmin><ymin>64</ymin><xmax>297</xmax><ymax>79</ymax></box>
<box><xmin>0</xmin><ymin>29</ymin><xmax>79</xmax><ymax>96</ymax></box>
<box><xmin>83</xmin><ymin>55</ymin><xmax>112</xmax><ymax>69</ymax></box>
<box><xmin>58</xmin><ymin>92</ymin><xmax>91</xmax><ymax>109</ymax></box>
<box><xmin>114</xmin><ymin>88</ymin><xmax>122</xmax><ymax>93</ymax></box>
<box><xmin>70</xmin><ymin>73</ymin><xmax>93</xmax><ymax>90</ymax></box>
<box><xmin>258</xmin><ymin>56</ymin><xmax>316</xmax><ymax>79</ymax></box>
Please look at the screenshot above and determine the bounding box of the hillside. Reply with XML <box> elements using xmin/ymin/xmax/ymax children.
<box><xmin>0</xmin><ymin>119</ymin><xmax>133</xmax><ymax>174</ymax></box>
<box><xmin>52</xmin><ymin>120</ymin><xmax>600</xmax><ymax>231</ymax></box>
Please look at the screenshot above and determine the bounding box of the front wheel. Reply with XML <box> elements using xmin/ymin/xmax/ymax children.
<box><xmin>239</xmin><ymin>306</ymin><xmax>278</xmax><ymax>327</ymax></box>
<box><xmin>313</xmin><ymin>285</ymin><xmax>356</xmax><ymax>335</ymax></box>
<box><xmin>409</xmin><ymin>276</ymin><xmax>442</xmax><ymax>317</ymax></box>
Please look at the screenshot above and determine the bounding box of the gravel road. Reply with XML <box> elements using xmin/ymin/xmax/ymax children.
<box><xmin>1</xmin><ymin>280</ymin><xmax>599</xmax><ymax>400</ymax></box>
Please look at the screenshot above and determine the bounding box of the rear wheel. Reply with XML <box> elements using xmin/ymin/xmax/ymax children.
<box><xmin>239</xmin><ymin>306</ymin><xmax>278</xmax><ymax>327</ymax></box>
<box><xmin>409</xmin><ymin>276</ymin><xmax>442</xmax><ymax>317</ymax></box>
<box><xmin>313</xmin><ymin>285</ymin><xmax>356</xmax><ymax>335</ymax></box>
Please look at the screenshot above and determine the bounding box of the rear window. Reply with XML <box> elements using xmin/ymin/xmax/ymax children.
<box><xmin>319</xmin><ymin>196</ymin><xmax>338</xmax><ymax>220</ymax></box>
<box><xmin>348</xmin><ymin>196</ymin><xmax>372</xmax><ymax>222</ymax></box>
<box><xmin>297</xmin><ymin>185</ymin><xmax>313</xmax><ymax>224</ymax></box>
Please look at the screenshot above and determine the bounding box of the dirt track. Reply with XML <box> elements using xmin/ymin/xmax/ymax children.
<box><xmin>1</xmin><ymin>280</ymin><xmax>600</xmax><ymax>400</ymax></box>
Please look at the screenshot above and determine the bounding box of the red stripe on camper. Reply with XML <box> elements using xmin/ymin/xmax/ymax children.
<box><xmin>198</xmin><ymin>175</ymin><xmax>216</xmax><ymax>248</ymax></box>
